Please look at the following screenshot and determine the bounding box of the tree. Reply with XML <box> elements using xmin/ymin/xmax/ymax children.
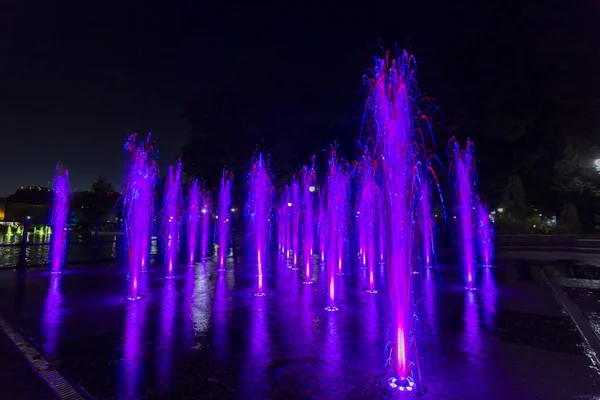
<box><xmin>91</xmin><ymin>176</ymin><xmax>115</xmax><ymax>195</ymax></box>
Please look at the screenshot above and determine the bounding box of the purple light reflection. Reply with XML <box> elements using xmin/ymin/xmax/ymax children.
<box><xmin>120</xmin><ymin>274</ymin><xmax>149</xmax><ymax>399</ymax></box>
<box><xmin>157</xmin><ymin>280</ymin><xmax>176</xmax><ymax>388</ymax></box>
<box><xmin>41</xmin><ymin>274</ymin><xmax>63</xmax><ymax>358</ymax></box>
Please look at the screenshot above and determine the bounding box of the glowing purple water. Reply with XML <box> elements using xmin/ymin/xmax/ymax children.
<box><xmin>477</xmin><ymin>201</ymin><xmax>494</xmax><ymax>266</ymax></box>
<box><xmin>163</xmin><ymin>160</ymin><xmax>183</xmax><ymax>278</ymax></box>
<box><xmin>217</xmin><ymin>171</ymin><xmax>233</xmax><ymax>270</ymax></box>
<box><xmin>302</xmin><ymin>163</ymin><xmax>316</xmax><ymax>282</ymax></box>
<box><xmin>291</xmin><ymin>178</ymin><xmax>301</xmax><ymax>269</ymax></box>
<box><xmin>372</xmin><ymin>54</ymin><xmax>417</xmax><ymax>382</ymax></box>
<box><xmin>357</xmin><ymin>154</ymin><xmax>377</xmax><ymax>292</ymax></box>
<box><xmin>50</xmin><ymin>164</ymin><xmax>69</xmax><ymax>274</ymax></box>
<box><xmin>452</xmin><ymin>139</ymin><xmax>477</xmax><ymax>289</ymax></box>
<box><xmin>187</xmin><ymin>179</ymin><xmax>201</xmax><ymax>265</ymax></box>
<box><xmin>420</xmin><ymin>169</ymin><xmax>434</xmax><ymax>267</ymax></box>
<box><xmin>246</xmin><ymin>153</ymin><xmax>273</xmax><ymax>295</ymax></box>
<box><xmin>200</xmin><ymin>188</ymin><xmax>212</xmax><ymax>261</ymax></box>
<box><xmin>124</xmin><ymin>134</ymin><xmax>157</xmax><ymax>299</ymax></box>
<box><xmin>325</xmin><ymin>149</ymin><xmax>349</xmax><ymax>309</ymax></box>
<box><xmin>317</xmin><ymin>194</ymin><xmax>327</xmax><ymax>264</ymax></box>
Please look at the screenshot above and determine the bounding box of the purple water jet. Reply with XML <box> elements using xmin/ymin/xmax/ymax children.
<box><xmin>124</xmin><ymin>134</ymin><xmax>157</xmax><ymax>299</ymax></box>
<box><xmin>200</xmin><ymin>187</ymin><xmax>212</xmax><ymax>261</ymax></box>
<box><xmin>317</xmin><ymin>194</ymin><xmax>327</xmax><ymax>265</ymax></box>
<box><xmin>217</xmin><ymin>171</ymin><xmax>233</xmax><ymax>270</ymax></box>
<box><xmin>245</xmin><ymin>153</ymin><xmax>273</xmax><ymax>296</ymax></box>
<box><xmin>50</xmin><ymin>164</ymin><xmax>70</xmax><ymax>274</ymax></box>
<box><xmin>451</xmin><ymin>138</ymin><xmax>477</xmax><ymax>289</ymax></box>
<box><xmin>370</xmin><ymin>53</ymin><xmax>422</xmax><ymax>391</ymax></box>
<box><xmin>477</xmin><ymin>201</ymin><xmax>494</xmax><ymax>267</ymax></box>
<box><xmin>357</xmin><ymin>153</ymin><xmax>377</xmax><ymax>292</ymax></box>
<box><xmin>302</xmin><ymin>162</ymin><xmax>316</xmax><ymax>283</ymax></box>
<box><xmin>163</xmin><ymin>160</ymin><xmax>183</xmax><ymax>278</ymax></box>
<box><xmin>291</xmin><ymin>178</ymin><xmax>301</xmax><ymax>269</ymax></box>
<box><xmin>325</xmin><ymin>149</ymin><xmax>349</xmax><ymax>310</ymax></box>
<box><xmin>419</xmin><ymin>168</ymin><xmax>434</xmax><ymax>268</ymax></box>
<box><xmin>187</xmin><ymin>179</ymin><xmax>201</xmax><ymax>265</ymax></box>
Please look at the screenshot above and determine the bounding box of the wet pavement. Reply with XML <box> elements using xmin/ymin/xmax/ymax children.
<box><xmin>0</xmin><ymin>256</ymin><xmax>598</xmax><ymax>399</ymax></box>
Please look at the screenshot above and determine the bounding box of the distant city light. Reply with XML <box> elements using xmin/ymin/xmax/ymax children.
<box><xmin>287</xmin><ymin>202</ymin><xmax>292</xmax><ymax>207</ymax></box>
<box><xmin>201</xmin><ymin>209</ymin><xmax>207</xmax><ymax>214</ymax></box>
<box><xmin>308</xmin><ymin>186</ymin><xmax>316</xmax><ymax>193</ymax></box>
<box><xmin>497</xmin><ymin>207</ymin><xmax>504</xmax><ymax>213</ymax></box>
<box><xmin>230</xmin><ymin>208</ymin><xmax>237</xmax><ymax>212</ymax></box>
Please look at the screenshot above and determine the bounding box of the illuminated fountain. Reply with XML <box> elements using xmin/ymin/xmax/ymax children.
<box><xmin>477</xmin><ymin>201</ymin><xmax>494</xmax><ymax>267</ymax></box>
<box><xmin>291</xmin><ymin>178</ymin><xmax>301</xmax><ymax>269</ymax></box>
<box><xmin>199</xmin><ymin>187</ymin><xmax>212</xmax><ymax>261</ymax></box>
<box><xmin>187</xmin><ymin>179</ymin><xmax>201</xmax><ymax>265</ymax></box>
<box><xmin>325</xmin><ymin>149</ymin><xmax>349</xmax><ymax>310</ymax></box>
<box><xmin>370</xmin><ymin>53</ymin><xmax>424</xmax><ymax>394</ymax></box>
<box><xmin>419</xmin><ymin>166</ymin><xmax>434</xmax><ymax>268</ymax></box>
<box><xmin>301</xmin><ymin>161</ymin><xmax>316</xmax><ymax>283</ymax></box>
<box><xmin>357</xmin><ymin>152</ymin><xmax>377</xmax><ymax>293</ymax></box>
<box><xmin>217</xmin><ymin>171</ymin><xmax>233</xmax><ymax>270</ymax></box>
<box><xmin>376</xmin><ymin>190</ymin><xmax>386</xmax><ymax>264</ymax></box>
<box><xmin>124</xmin><ymin>134</ymin><xmax>157</xmax><ymax>299</ymax></box>
<box><xmin>245</xmin><ymin>153</ymin><xmax>273</xmax><ymax>296</ymax></box>
<box><xmin>317</xmin><ymin>194</ymin><xmax>327</xmax><ymax>265</ymax></box>
<box><xmin>163</xmin><ymin>160</ymin><xmax>182</xmax><ymax>278</ymax></box>
<box><xmin>50</xmin><ymin>164</ymin><xmax>70</xmax><ymax>274</ymax></box>
<box><xmin>451</xmin><ymin>139</ymin><xmax>477</xmax><ymax>290</ymax></box>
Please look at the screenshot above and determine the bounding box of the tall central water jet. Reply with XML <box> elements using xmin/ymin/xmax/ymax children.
<box><xmin>245</xmin><ymin>153</ymin><xmax>273</xmax><ymax>296</ymax></box>
<box><xmin>217</xmin><ymin>171</ymin><xmax>233</xmax><ymax>270</ymax></box>
<box><xmin>370</xmin><ymin>53</ymin><xmax>422</xmax><ymax>393</ymax></box>
<box><xmin>124</xmin><ymin>134</ymin><xmax>157</xmax><ymax>299</ymax></box>
<box><xmin>50</xmin><ymin>164</ymin><xmax>70</xmax><ymax>274</ymax></box>
<box><xmin>451</xmin><ymin>139</ymin><xmax>477</xmax><ymax>289</ymax></box>
<box><xmin>163</xmin><ymin>160</ymin><xmax>183</xmax><ymax>278</ymax></box>
<box><xmin>302</xmin><ymin>161</ymin><xmax>316</xmax><ymax>283</ymax></box>
<box><xmin>187</xmin><ymin>179</ymin><xmax>202</xmax><ymax>265</ymax></box>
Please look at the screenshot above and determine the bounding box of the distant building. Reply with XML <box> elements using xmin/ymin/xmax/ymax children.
<box><xmin>0</xmin><ymin>197</ymin><xmax>5</xmax><ymax>220</ymax></box>
<box><xmin>5</xmin><ymin>186</ymin><xmax>52</xmax><ymax>221</ymax></box>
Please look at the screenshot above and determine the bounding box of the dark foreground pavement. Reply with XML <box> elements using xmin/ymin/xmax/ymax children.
<box><xmin>0</xmin><ymin>257</ymin><xmax>598</xmax><ymax>399</ymax></box>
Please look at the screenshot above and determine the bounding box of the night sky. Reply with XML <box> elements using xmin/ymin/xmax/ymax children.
<box><xmin>1</xmin><ymin>1</ymin><xmax>598</xmax><ymax>195</ymax></box>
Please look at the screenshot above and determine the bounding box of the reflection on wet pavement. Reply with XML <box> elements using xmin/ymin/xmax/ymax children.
<box><xmin>0</xmin><ymin>257</ymin><xmax>598</xmax><ymax>399</ymax></box>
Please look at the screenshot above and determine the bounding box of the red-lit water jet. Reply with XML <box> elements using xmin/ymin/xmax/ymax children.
<box><xmin>50</xmin><ymin>164</ymin><xmax>69</xmax><ymax>274</ymax></box>
<box><xmin>124</xmin><ymin>134</ymin><xmax>157</xmax><ymax>299</ymax></box>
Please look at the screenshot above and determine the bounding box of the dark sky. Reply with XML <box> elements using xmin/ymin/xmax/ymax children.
<box><xmin>1</xmin><ymin>1</ymin><xmax>599</xmax><ymax>195</ymax></box>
